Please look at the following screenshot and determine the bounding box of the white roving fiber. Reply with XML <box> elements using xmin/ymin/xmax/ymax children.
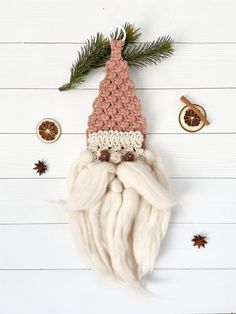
<box><xmin>65</xmin><ymin>149</ymin><xmax>175</xmax><ymax>287</ymax></box>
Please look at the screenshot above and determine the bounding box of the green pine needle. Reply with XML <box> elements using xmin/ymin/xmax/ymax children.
<box><xmin>120</xmin><ymin>22</ymin><xmax>141</xmax><ymax>43</ymax></box>
<box><xmin>59</xmin><ymin>24</ymin><xmax>174</xmax><ymax>91</ymax></box>
<box><xmin>59</xmin><ymin>23</ymin><xmax>140</xmax><ymax>91</ymax></box>
<box><xmin>123</xmin><ymin>35</ymin><xmax>174</xmax><ymax>67</ymax></box>
<box><xmin>71</xmin><ymin>33</ymin><xmax>108</xmax><ymax>86</ymax></box>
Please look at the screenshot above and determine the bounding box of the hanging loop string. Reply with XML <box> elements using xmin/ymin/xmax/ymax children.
<box><xmin>108</xmin><ymin>25</ymin><xmax>126</xmax><ymax>41</ymax></box>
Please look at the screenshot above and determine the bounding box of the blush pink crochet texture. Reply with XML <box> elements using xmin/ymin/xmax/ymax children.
<box><xmin>87</xmin><ymin>39</ymin><xmax>147</xmax><ymax>147</ymax></box>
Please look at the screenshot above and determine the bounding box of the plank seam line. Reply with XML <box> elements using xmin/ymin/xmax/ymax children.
<box><xmin>0</xmin><ymin>222</ymin><xmax>236</xmax><ymax>226</ymax></box>
<box><xmin>0</xmin><ymin>268</ymin><xmax>235</xmax><ymax>271</ymax></box>
<box><xmin>0</xmin><ymin>132</ymin><xmax>236</xmax><ymax>135</ymax></box>
<box><xmin>180</xmin><ymin>313</ymin><xmax>236</xmax><ymax>314</ymax></box>
<box><xmin>1</xmin><ymin>87</ymin><xmax>236</xmax><ymax>91</ymax></box>
<box><xmin>1</xmin><ymin>177</ymin><xmax>236</xmax><ymax>180</ymax></box>
<box><xmin>0</xmin><ymin>41</ymin><xmax>236</xmax><ymax>45</ymax></box>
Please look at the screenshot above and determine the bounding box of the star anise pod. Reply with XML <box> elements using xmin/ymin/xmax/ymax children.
<box><xmin>191</xmin><ymin>234</ymin><xmax>208</xmax><ymax>249</ymax></box>
<box><xmin>33</xmin><ymin>160</ymin><xmax>48</xmax><ymax>176</ymax></box>
<box><xmin>184</xmin><ymin>109</ymin><xmax>201</xmax><ymax>127</ymax></box>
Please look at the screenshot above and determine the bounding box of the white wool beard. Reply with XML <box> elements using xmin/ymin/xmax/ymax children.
<box><xmin>65</xmin><ymin>149</ymin><xmax>174</xmax><ymax>286</ymax></box>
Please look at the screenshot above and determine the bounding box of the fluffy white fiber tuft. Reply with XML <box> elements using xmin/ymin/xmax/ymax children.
<box><xmin>65</xmin><ymin>149</ymin><xmax>175</xmax><ymax>286</ymax></box>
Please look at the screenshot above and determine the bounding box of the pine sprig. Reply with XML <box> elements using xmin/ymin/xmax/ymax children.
<box><xmin>59</xmin><ymin>24</ymin><xmax>174</xmax><ymax>91</ymax></box>
<box><xmin>119</xmin><ymin>22</ymin><xmax>141</xmax><ymax>43</ymax></box>
<box><xmin>123</xmin><ymin>35</ymin><xmax>174</xmax><ymax>67</ymax></box>
<box><xmin>59</xmin><ymin>23</ymin><xmax>141</xmax><ymax>91</ymax></box>
<box><xmin>59</xmin><ymin>33</ymin><xmax>108</xmax><ymax>91</ymax></box>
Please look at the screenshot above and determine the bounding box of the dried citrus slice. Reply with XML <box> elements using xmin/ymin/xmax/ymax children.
<box><xmin>179</xmin><ymin>104</ymin><xmax>206</xmax><ymax>132</ymax></box>
<box><xmin>36</xmin><ymin>118</ymin><xmax>61</xmax><ymax>143</ymax></box>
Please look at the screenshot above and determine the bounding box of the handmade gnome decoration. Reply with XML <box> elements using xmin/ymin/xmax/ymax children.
<box><xmin>65</xmin><ymin>28</ymin><xmax>175</xmax><ymax>286</ymax></box>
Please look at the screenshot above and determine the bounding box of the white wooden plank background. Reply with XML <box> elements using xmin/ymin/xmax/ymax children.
<box><xmin>0</xmin><ymin>0</ymin><xmax>236</xmax><ymax>42</ymax></box>
<box><xmin>1</xmin><ymin>134</ymin><xmax>235</xmax><ymax>177</ymax></box>
<box><xmin>0</xmin><ymin>0</ymin><xmax>236</xmax><ymax>313</ymax></box>
<box><xmin>1</xmin><ymin>179</ymin><xmax>235</xmax><ymax>224</ymax></box>
<box><xmin>0</xmin><ymin>224</ymin><xmax>235</xmax><ymax>269</ymax></box>
<box><xmin>1</xmin><ymin>44</ymin><xmax>236</xmax><ymax>88</ymax></box>
<box><xmin>0</xmin><ymin>270</ymin><xmax>235</xmax><ymax>314</ymax></box>
<box><xmin>1</xmin><ymin>89</ymin><xmax>236</xmax><ymax>134</ymax></box>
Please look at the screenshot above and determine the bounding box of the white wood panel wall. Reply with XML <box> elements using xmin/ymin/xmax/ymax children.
<box><xmin>0</xmin><ymin>1</ymin><xmax>236</xmax><ymax>313</ymax></box>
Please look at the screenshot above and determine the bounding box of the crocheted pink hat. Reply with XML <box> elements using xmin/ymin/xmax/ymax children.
<box><xmin>87</xmin><ymin>38</ymin><xmax>147</xmax><ymax>162</ymax></box>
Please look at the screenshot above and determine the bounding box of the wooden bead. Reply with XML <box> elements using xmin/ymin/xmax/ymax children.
<box><xmin>98</xmin><ymin>149</ymin><xmax>110</xmax><ymax>162</ymax></box>
<box><xmin>123</xmin><ymin>151</ymin><xmax>135</xmax><ymax>162</ymax></box>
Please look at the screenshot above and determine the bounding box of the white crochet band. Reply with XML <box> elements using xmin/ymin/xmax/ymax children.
<box><xmin>88</xmin><ymin>130</ymin><xmax>144</xmax><ymax>156</ymax></box>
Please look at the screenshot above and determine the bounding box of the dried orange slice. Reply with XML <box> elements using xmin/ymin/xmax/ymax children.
<box><xmin>179</xmin><ymin>104</ymin><xmax>206</xmax><ymax>132</ymax></box>
<box><xmin>36</xmin><ymin>118</ymin><xmax>61</xmax><ymax>143</ymax></box>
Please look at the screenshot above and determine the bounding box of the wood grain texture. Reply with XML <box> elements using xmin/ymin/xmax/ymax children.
<box><xmin>0</xmin><ymin>0</ymin><xmax>236</xmax><ymax>42</ymax></box>
<box><xmin>0</xmin><ymin>133</ymin><xmax>235</xmax><ymax>178</ymax></box>
<box><xmin>0</xmin><ymin>178</ymin><xmax>235</xmax><ymax>223</ymax></box>
<box><xmin>0</xmin><ymin>223</ymin><xmax>235</xmax><ymax>269</ymax></box>
<box><xmin>1</xmin><ymin>44</ymin><xmax>236</xmax><ymax>88</ymax></box>
<box><xmin>0</xmin><ymin>270</ymin><xmax>235</xmax><ymax>314</ymax></box>
<box><xmin>1</xmin><ymin>0</ymin><xmax>236</xmax><ymax>312</ymax></box>
<box><xmin>0</xmin><ymin>89</ymin><xmax>235</xmax><ymax>134</ymax></box>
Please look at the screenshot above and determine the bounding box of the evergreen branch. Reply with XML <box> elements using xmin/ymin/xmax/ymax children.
<box><xmin>59</xmin><ymin>23</ymin><xmax>141</xmax><ymax>91</ymax></box>
<box><xmin>123</xmin><ymin>35</ymin><xmax>174</xmax><ymax>67</ymax></box>
<box><xmin>118</xmin><ymin>22</ymin><xmax>141</xmax><ymax>43</ymax></box>
<box><xmin>59</xmin><ymin>33</ymin><xmax>108</xmax><ymax>91</ymax></box>
<box><xmin>59</xmin><ymin>25</ymin><xmax>174</xmax><ymax>91</ymax></box>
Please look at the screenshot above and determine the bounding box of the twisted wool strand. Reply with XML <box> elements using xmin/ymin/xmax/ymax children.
<box><xmin>66</xmin><ymin>149</ymin><xmax>174</xmax><ymax>285</ymax></box>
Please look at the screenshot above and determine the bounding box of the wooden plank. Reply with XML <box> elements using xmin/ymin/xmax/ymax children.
<box><xmin>0</xmin><ymin>134</ymin><xmax>235</xmax><ymax>178</ymax></box>
<box><xmin>0</xmin><ymin>178</ymin><xmax>235</xmax><ymax>224</ymax></box>
<box><xmin>171</xmin><ymin>178</ymin><xmax>236</xmax><ymax>223</ymax></box>
<box><xmin>0</xmin><ymin>1</ymin><xmax>235</xmax><ymax>312</ymax></box>
<box><xmin>1</xmin><ymin>44</ymin><xmax>236</xmax><ymax>88</ymax></box>
<box><xmin>0</xmin><ymin>88</ymin><xmax>234</xmax><ymax>134</ymax></box>
<box><xmin>0</xmin><ymin>0</ymin><xmax>236</xmax><ymax>42</ymax></box>
<box><xmin>0</xmin><ymin>269</ymin><xmax>235</xmax><ymax>314</ymax></box>
<box><xmin>0</xmin><ymin>179</ymin><xmax>67</xmax><ymax>223</ymax></box>
<box><xmin>0</xmin><ymin>224</ymin><xmax>235</xmax><ymax>269</ymax></box>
